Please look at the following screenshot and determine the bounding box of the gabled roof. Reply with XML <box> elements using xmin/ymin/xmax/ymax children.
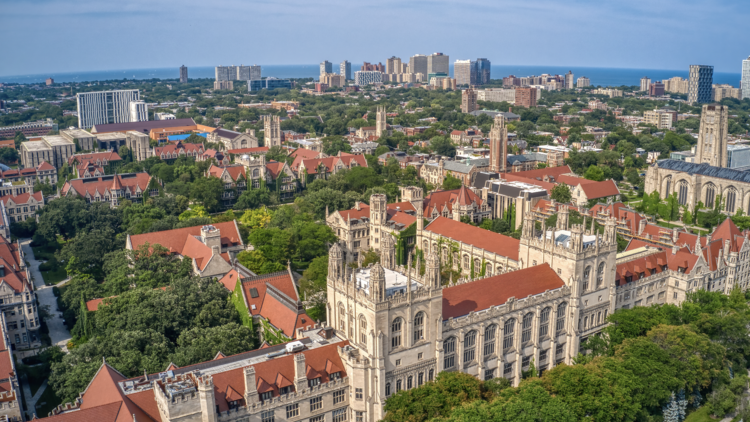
<box><xmin>207</xmin><ymin>164</ymin><xmax>246</xmax><ymax>182</ymax></box>
<box><xmin>265</xmin><ymin>161</ymin><xmax>290</xmax><ymax>179</ymax></box>
<box><xmin>0</xmin><ymin>191</ymin><xmax>43</xmax><ymax>206</ymax></box>
<box><xmin>239</xmin><ymin>271</ymin><xmax>313</xmax><ymax>338</ymax></box>
<box><xmin>61</xmin><ymin>173</ymin><xmax>152</xmax><ymax>199</ymax></box>
<box><xmin>68</xmin><ymin>151</ymin><xmax>122</xmax><ymax>165</ymax></box>
<box><xmin>423</xmin><ymin>186</ymin><xmax>482</xmax><ymax>216</ymax></box>
<box><xmin>129</xmin><ymin>221</ymin><xmax>242</xmax><ymax>255</ymax></box>
<box><xmin>575</xmin><ymin>179</ymin><xmax>620</xmax><ymax>199</ymax></box>
<box><xmin>425</xmin><ymin>216</ymin><xmax>519</xmax><ymax>261</ymax></box>
<box><xmin>227</xmin><ymin>146</ymin><xmax>269</xmax><ymax>156</ymax></box>
<box><xmin>153</xmin><ymin>141</ymin><xmax>203</xmax><ymax>157</ymax></box>
<box><xmin>442</xmin><ymin>264</ymin><xmax>564</xmax><ymax>319</ymax></box>
<box><xmin>655</xmin><ymin>159</ymin><xmax>750</xmax><ymax>183</ymax></box>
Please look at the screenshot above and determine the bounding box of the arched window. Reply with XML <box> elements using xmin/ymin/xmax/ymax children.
<box><xmin>386</xmin><ymin>383</ymin><xmax>391</xmax><ymax>396</ymax></box>
<box><xmin>442</xmin><ymin>247</ymin><xmax>448</xmax><ymax>261</ymax></box>
<box><xmin>463</xmin><ymin>331</ymin><xmax>477</xmax><ymax>364</ymax></box>
<box><xmin>706</xmin><ymin>184</ymin><xmax>716</xmax><ymax>209</ymax></box>
<box><xmin>556</xmin><ymin>303</ymin><xmax>567</xmax><ymax>336</ymax></box>
<box><xmin>463</xmin><ymin>255</ymin><xmax>470</xmax><ymax>269</ymax></box>
<box><xmin>413</xmin><ymin>312</ymin><xmax>425</xmax><ymax>343</ymax></box>
<box><xmin>539</xmin><ymin>307</ymin><xmax>551</xmax><ymax>340</ymax></box>
<box><xmin>428</xmin><ymin>369</ymin><xmax>434</xmax><ymax>381</ymax></box>
<box><xmin>423</xmin><ymin>240</ymin><xmax>429</xmax><ymax>252</ymax></box>
<box><xmin>522</xmin><ymin>313</ymin><xmax>533</xmax><ymax>345</ymax></box>
<box><xmin>474</xmin><ymin>258</ymin><xmax>481</xmax><ymax>273</ymax></box>
<box><xmin>596</xmin><ymin>262</ymin><xmax>605</xmax><ymax>288</ymax></box>
<box><xmin>360</xmin><ymin>317</ymin><xmax>367</xmax><ymax>345</ymax></box>
<box><xmin>583</xmin><ymin>316</ymin><xmax>589</xmax><ymax>330</ymax></box>
<box><xmin>665</xmin><ymin>178</ymin><xmax>671</xmax><ymax>196</ymax></box>
<box><xmin>418</xmin><ymin>372</ymin><xmax>424</xmax><ymax>387</ymax></box>
<box><xmin>727</xmin><ymin>189</ymin><xmax>737</xmax><ymax>213</ymax></box>
<box><xmin>678</xmin><ymin>180</ymin><xmax>689</xmax><ymax>206</ymax></box>
<box><xmin>503</xmin><ymin>319</ymin><xmax>515</xmax><ymax>351</ymax></box>
<box><xmin>338</xmin><ymin>305</ymin><xmax>346</xmax><ymax>332</ymax></box>
<box><xmin>407</xmin><ymin>376</ymin><xmax>413</xmax><ymax>389</ymax></box>
<box><xmin>391</xmin><ymin>318</ymin><xmax>402</xmax><ymax>349</ymax></box>
<box><xmin>444</xmin><ymin>337</ymin><xmax>456</xmax><ymax>369</ymax></box>
<box><xmin>396</xmin><ymin>379</ymin><xmax>402</xmax><ymax>392</ymax></box>
<box><xmin>485</xmin><ymin>264</ymin><xmax>493</xmax><ymax>276</ymax></box>
<box><xmin>582</xmin><ymin>266</ymin><xmax>591</xmax><ymax>292</ymax></box>
<box><xmin>252</xmin><ymin>168</ymin><xmax>260</xmax><ymax>178</ymax></box>
<box><xmin>484</xmin><ymin>325</ymin><xmax>496</xmax><ymax>357</ymax></box>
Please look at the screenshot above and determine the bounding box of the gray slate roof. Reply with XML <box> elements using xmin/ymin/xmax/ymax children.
<box><xmin>656</xmin><ymin>159</ymin><xmax>750</xmax><ymax>183</ymax></box>
<box><xmin>442</xmin><ymin>161</ymin><xmax>474</xmax><ymax>173</ymax></box>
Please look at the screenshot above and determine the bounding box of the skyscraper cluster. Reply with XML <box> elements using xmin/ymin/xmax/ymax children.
<box><xmin>454</xmin><ymin>58</ymin><xmax>492</xmax><ymax>86</ymax></box>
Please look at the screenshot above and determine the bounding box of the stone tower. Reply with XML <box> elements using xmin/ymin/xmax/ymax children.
<box><xmin>425</xmin><ymin>250</ymin><xmax>440</xmax><ymax>288</ymax></box>
<box><xmin>263</xmin><ymin>115</ymin><xmax>282</xmax><ymax>147</ymax></box>
<box><xmin>694</xmin><ymin>104</ymin><xmax>729</xmax><ymax>168</ymax></box>
<box><xmin>376</xmin><ymin>106</ymin><xmax>386</xmax><ymax>138</ymax></box>
<box><xmin>519</xmin><ymin>212</ymin><xmax>617</xmax><ymax>353</ymax></box>
<box><xmin>381</xmin><ymin>234</ymin><xmax>396</xmax><ymax>270</ymax></box>
<box><xmin>370</xmin><ymin>194</ymin><xmax>388</xmax><ymax>251</ymax></box>
<box><xmin>489</xmin><ymin>114</ymin><xmax>507</xmax><ymax>173</ymax></box>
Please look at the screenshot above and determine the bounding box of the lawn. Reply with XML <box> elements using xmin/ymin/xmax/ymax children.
<box><xmin>34</xmin><ymin>383</ymin><xmax>61</xmax><ymax>418</ymax></box>
<box><xmin>40</xmin><ymin>268</ymin><xmax>67</xmax><ymax>285</ymax></box>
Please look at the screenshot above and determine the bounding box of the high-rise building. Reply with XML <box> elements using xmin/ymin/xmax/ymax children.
<box><xmin>742</xmin><ymin>57</ymin><xmax>750</xmax><ymax>100</ymax></box>
<box><xmin>238</xmin><ymin>65</ymin><xmax>261</xmax><ymax>81</ymax></box>
<box><xmin>649</xmin><ymin>81</ymin><xmax>665</xmax><ymax>97</ymax></box>
<box><xmin>361</xmin><ymin>62</ymin><xmax>385</xmax><ymax>72</ymax></box>
<box><xmin>461</xmin><ymin>88</ymin><xmax>477</xmax><ymax>113</ymax></box>
<box><xmin>214</xmin><ymin>80</ymin><xmax>234</xmax><ymax>90</ymax></box>
<box><xmin>694</xmin><ymin>104</ymin><xmax>729</xmax><ymax>167</ymax></box>
<box><xmin>340</xmin><ymin>60</ymin><xmax>351</xmax><ymax>81</ymax></box>
<box><xmin>248</xmin><ymin>78</ymin><xmax>293</xmax><ymax>91</ymax></box>
<box><xmin>477</xmin><ymin>88</ymin><xmax>515</xmax><ymax>103</ymax></box>
<box><xmin>489</xmin><ymin>115</ymin><xmax>508</xmax><ymax>172</ymax></box>
<box><xmin>409</xmin><ymin>54</ymin><xmax>428</xmax><ymax>78</ymax></box>
<box><xmin>45</xmin><ymin>78</ymin><xmax>54</xmax><ymax>86</ymax></box>
<box><xmin>76</xmin><ymin>89</ymin><xmax>140</xmax><ymax>129</ymax></box>
<box><xmin>320</xmin><ymin>61</ymin><xmax>332</xmax><ymax>76</ymax></box>
<box><xmin>263</xmin><ymin>115</ymin><xmax>282</xmax><ymax>147</ymax></box>
<box><xmin>688</xmin><ymin>65</ymin><xmax>714</xmax><ymax>104</ymax></box>
<box><xmin>576</xmin><ymin>77</ymin><xmax>591</xmax><ymax>88</ymax></box>
<box><xmin>129</xmin><ymin>101</ymin><xmax>148</xmax><ymax>123</ymax></box>
<box><xmin>640</xmin><ymin>77</ymin><xmax>651</xmax><ymax>92</ymax></box>
<box><xmin>454</xmin><ymin>60</ymin><xmax>476</xmax><ymax>86</ymax></box>
<box><xmin>427</xmin><ymin>52</ymin><xmax>449</xmax><ymax>76</ymax></box>
<box><xmin>321</xmin><ymin>73</ymin><xmax>344</xmax><ymax>87</ymax></box>
<box><xmin>354</xmin><ymin>71</ymin><xmax>383</xmax><ymax>86</ymax></box>
<box><xmin>514</xmin><ymin>86</ymin><xmax>537</xmax><ymax>108</ymax></box>
<box><xmin>476</xmin><ymin>58</ymin><xmax>491</xmax><ymax>85</ymax></box>
<box><xmin>712</xmin><ymin>84</ymin><xmax>742</xmax><ymax>101</ymax></box>
<box><xmin>179</xmin><ymin>65</ymin><xmax>188</xmax><ymax>83</ymax></box>
<box><xmin>215</xmin><ymin>65</ymin><xmax>236</xmax><ymax>81</ymax></box>
<box><xmin>664</xmin><ymin>77</ymin><xmax>689</xmax><ymax>94</ymax></box>
<box><xmin>385</xmin><ymin>57</ymin><xmax>402</xmax><ymax>75</ymax></box>
<box><xmin>564</xmin><ymin>71</ymin><xmax>574</xmax><ymax>89</ymax></box>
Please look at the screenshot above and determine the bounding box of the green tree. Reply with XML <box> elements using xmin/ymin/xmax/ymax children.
<box><xmin>190</xmin><ymin>176</ymin><xmax>224</xmax><ymax>212</ymax></box>
<box><xmin>550</xmin><ymin>184</ymin><xmax>572</xmax><ymax>203</ymax></box>
<box><xmin>0</xmin><ymin>147</ymin><xmax>18</xmax><ymax>165</ymax></box>
<box><xmin>430</xmin><ymin>136</ymin><xmax>456</xmax><ymax>157</ymax></box>
<box><xmin>442</xmin><ymin>173</ymin><xmax>463</xmax><ymax>190</ymax></box>
<box><xmin>583</xmin><ymin>165</ymin><xmax>605</xmax><ymax>181</ymax></box>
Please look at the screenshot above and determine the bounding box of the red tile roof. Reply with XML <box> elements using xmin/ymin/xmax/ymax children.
<box><xmin>576</xmin><ymin>179</ymin><xmax>620</xmax><ymax>199</ymax></box>
<box><xmin>0</xmin><ymin>191</ymin><xmax>43</xmax><ymax>207</ymax></box>
<box><xmin>239</xmin><ymin>271</ymin><xmax>312</xmax><ymax>338</ymax></box>
<box><xmin>423</xmin><ymin>186</ymin><xmax>482</xmax><ymax>217</ymax></box>
<box><xmin>154</xmin><ymin>141</ymin><xmax>203</xmax><ymax>158</ymax></box>
<box><xmin>207</xmin><ymin>164</ymin><xmax>246</xmax><ymax>182</ymax></box>
<box><xmin>425</xmin><ymin>217</ymin><xmax>519</xmax><ymax>261</ymax></box>
<box><xmin>40</xmin><ymin>402</ymin><xmax>124</xmax><ymax>422</ymax></box>
<box><xmin>68</xmin><ymin>151</ymin><xmax>122</xmax><ymax>166</ymax></box>
<box><xmin>128</xmin><ymin>221</ymin><xmax>242</xmax><ymax>256</ymax></box>
<box><xmin>442</xmin><ymin>264</ymin><xmax>564</xmax><ymax>319</ymax></box>
<box><xmin>61</xmin><ymin>173</ymin><xmax>152</xmax><ymax>199</ymax></box>
<box><xmin>265</xmin><ymin>161</ymin><xmax>289</xmax><ymax>179</ymax></box>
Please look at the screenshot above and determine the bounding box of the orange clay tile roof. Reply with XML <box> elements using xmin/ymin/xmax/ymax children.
<box><xmin>207</xmin><ymin>164</ymin><xmax>246</xmax><ymax>182</ymax></box>
<box><xmin>128</xmin><ymin>221</ymin><xmax>242</xmax><ymax>256</ymax></box>
<box><xmin>218</xmin><ymin>269</ymin><xmax>241</xmax><ymax>291</ymax></box>
<box><xmin>576</xmin><ymin>179</ymin><xmax>620</xmax><ymax>199</ymax></box>
<box><xmin>0</xmin><ymin>191</ymin><xmax>43</xmax><ymax>206</ymax></box>
<box><xmin>239</xmin><ymin>271</ymin><xmax>313</xmax><ymax>338</ymax></box>
<box><xmin>153</xmin><ymin>141</ymin><xmax>203</xmax><ymax>157</ymax></box>
<box><xmin>39</xmin><ymin>402</ymin><xmax>125</xmax><ymax>422</ymax></box>
<box><xmin>77</xmin><ymin>364</ymin><xmax>157</xmax><ymax>422</ymax></box>
<box><xmin>265</xmin><ymin>161</ymin><xmax>289</xmax><ymax>179</ymax></box>
<box><xmin>61</xmin><ymin>173</ymin><xmax>152</xmax><ymax>199</ymax></box>
<box><xmin>442</xmin><ymin>263</ymin><xmax>564</xmax><ymax>319</ymax></box>
<box><xmin>37</xmin><ymin>161</ymin><xmax>55</xmax><ymax>171</ymax></box>
<box><xmin>423</xmin><ymin>186</ymin><xmax>482</xmax><ymax>216</ymax></box>
<box><xmin>68</xmin><ymin>151</ymin><xmax>122</xmax><ymax>165</ymax></box>
<box><xmin>425</xmin><ymin>217</ymin><xmax>519</xmax><ymax>261</ymax></box>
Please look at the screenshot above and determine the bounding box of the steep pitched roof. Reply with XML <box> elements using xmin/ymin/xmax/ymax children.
<box><xmin>239</xmin><ymin>271</ymin><xmax>313</xmax><ymax>337</ymax></box>
<box><xmin>0</xmin><ymin>191</ymin><xmax>43</xmax><ymax>207</ymax></box>
<box><xmin>425</xmin><ymin>217</ymin><xmax>519</xmax><ymax>261</ymax></box>
<box><xmin>68</xmin><ymin>151</ymin><xmax>122</xmax><ymax>166</ymax></box>
<box><xmin>61</xmin><ymin>173</ymin><xmax>152</xmax><ymax>199</ymax></box>
<box><xmin>576</xmin><ymin>179</ymin><xmax>620</xmax><ymax>199</ymax></box>
<box><xmin>442</xmin><ymin>264</ymin><xmax>564</xmax><ymax>319</ymax></box>
<box><xmin>655</xmin><ymin>159</ymin><xmax>750</xmax><ymax>183</ymax></box>
<box><xmin>128</xmin><ymin>221</ymin><xmax>242</xmax><ymax>256</ymax></box>
<box><xmin>207</xmin><ymin>164</ymin><xmax>246</xmax><ymax>182</ymax></box>
<box><xmin>423</xmin><ymin>186</ymin><xmax>482</xmax><ymax>216</ymax></box>
<box><xmin>227</xmin><ymin>146</ymin><xmax>269</xmax><ymax>155</ymax></box>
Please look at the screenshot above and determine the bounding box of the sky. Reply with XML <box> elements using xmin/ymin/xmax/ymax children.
<box><xmin>1</xmin><ymin>0</ymin><xmax>749</xmax><ymax>77</ymax></box>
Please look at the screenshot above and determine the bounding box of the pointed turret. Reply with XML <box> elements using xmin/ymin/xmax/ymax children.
<box><xmin>426</xmin><ymin>251</ymin><xmax>440</xmax><ymax>289</ymax></box>
<box><xmin>329</xmin><ymin>243</ymin><xmax>343</xmax><ymax>281</ymax></box>
<box><xmin>381</xmin><ymin>234</ymin><xmax>396</xmax><ymax>270</ymax></box>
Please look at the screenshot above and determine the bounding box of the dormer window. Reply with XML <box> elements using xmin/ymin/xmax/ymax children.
<box><xmin>260</xmin><ymin>391</ymin><xmax>273</xmax><ymax>401</ymax></box>
<box><xmin>329</xmin><ymin>372</ymin><xmax>341</xmax><ymax>381</ymax></box>
<box><xmin>308</xmin><ymin>377</ymin><xmax>321</xmax><ymax>388</ymax></box>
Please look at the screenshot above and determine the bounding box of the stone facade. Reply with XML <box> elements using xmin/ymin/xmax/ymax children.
<box><xmin>694</xmin><ymin>104</ymin><xmax>729</xmax><ymax>167</ymax></box>
<box><xmin>263</xmin><ymin>115</ymin><xmax>282</xmax><ymax>147</ymax></box>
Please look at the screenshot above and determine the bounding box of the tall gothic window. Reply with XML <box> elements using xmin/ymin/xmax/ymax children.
<box><xmin>391</xmin><ymin>318</ymin><xmax>402</xmax><ymax>349</ymax></box>
<box><xmin>727</xmin><ymin>189</ymin><xmax>737</xmax><ymax>213</ymax></box>
<box><xmin>413</xmin><ymin>312</ymin><xmax>425</xmax><ymax>343</ymax></box>
<box><xmin>706</xmin><ymin>185</ymin><xmax>716</xmax><ymax>209</ymax></box>
<box><xmin>582</xmin><ymin>266</ymin><xmax>591</xmax><ymax>292</ymax></box>
<box><xmin>484</xmin><ymin>325</ymin><xmax>496</xmax><ymax>357</ymax></box>
<box><xmin>522</xmin><ymin>313</ymin><xmax>533</xmax><ymax>345</ymax></box>
<box><xmin>539</xmin><ymin>307</ymin><xmax>551</xmax><ymax>340</ymax></box>
<box><xmin>360</xmin><ymin>317</ymin><xmax>367</xmax><ymax>345</ymax></box>
<box><xmin>444</xmin><ymin>337</ymin><xmax>456</xmax><ymax>369</ymax></box>
<box><xmin>678</xmin><ymin>181</ymin><xmax>689</xmax><ymax>206</ymax></box>
<box><xmin>464</xmin><ymin>331</ymin><xmax>477</xmax><ymax>364</ymax></box>
<box><xmin>596</xmin><ymin>262</ymin><xmax>605</xmax><ymax>288</ymax></box>
<box><xmin>556</xmin><ymin>303</ymin><xmax>567</xmax><ymax>336</ymax></box>
<box><xmin>503</xmin><ymin>319</ymin><xmax>515</xmax><ymax>351</ymax></box>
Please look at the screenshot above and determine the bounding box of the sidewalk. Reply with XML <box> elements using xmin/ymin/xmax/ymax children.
<box><xmin>21</xmin><ymin>239</ymin><xmax>71</xmax><ymax>352</ymax></box>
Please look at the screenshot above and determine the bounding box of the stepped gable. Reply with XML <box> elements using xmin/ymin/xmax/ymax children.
<box><xmin>442</xmin><ymin>263</ymin><xmax>564</xmax><ymax>319</ymax></box>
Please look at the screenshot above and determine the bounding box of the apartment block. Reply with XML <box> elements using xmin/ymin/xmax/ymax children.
<box><xmin>454</xmin><ymin>60</ymin><xmax>476</xmax><ymax>86</ymax></box>
<box><xmin>340</xmin><ymin>60</ymin><xmax>351</xmax><ymax>80</ymax></box>
<box><xmin>214</xmin><ymin>80</ymin><xmax>234</xmax><ymax>90</ymax></box>
<box><xmin>478</xmin><ymin>88</ymin><xmax>516</xmax><ymax>103</ymax></box>
<box><xmin>179</xmin><ymin>65</ymin><xmax>188</xmax><ymax>83</ymax></box>
<box><xmin>427</xmin><ymin>52</ymin><xmax>449</xmax><ymax>75</ymax></box>
<box><xmin>688</xmin><ymin>65</ymin><xmax>714</xmax><ymax>104</ymax></box>
<box><xmin>76</xmin><ymin>89</ymin><xmax>140</xmax><ymax>129</ymax></box>
<box><xmin>576</xmin><ymin>77</ymin><xmax>591</xmax><ymax>88</ymax></box>
<box><xmin>354</xmin><ymin>71</ymin><xmax>383</xmax><ymax>86</ymax></box>
<box><xmin>514</xmin><ymin>86</ymin><xmax>537</xmax><ymax>108</ymax></box>
<box><xmin>409</xmin><ymin>54</ymin><xmax>428</xmax><ymax>77</ymax></box>
<box><xmin>461</xmin><ymin>89</ymin><xmax>477</xmax><ymax>113</ymax></box>
<box><xmin>643</xmin><ymin>109</ymin><xmax>675</xmax><ymax>129</ymax></box>
<box><xmin>0</xmin><ymin>118</ymin><xmax>58</xmax><ymax>140</ymax></box>
<box><xmin>713</xmin><ymin>84</ymin><xmax>742</xmax><ymax>101</ymax></box>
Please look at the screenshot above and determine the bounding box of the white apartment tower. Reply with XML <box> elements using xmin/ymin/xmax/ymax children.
<box><xmin>742</xmin><ymin>56</ymin><xmax>750</xmax><ymax>100</ymax></box>
<box><xmin>129</xmin><ymin>101</ymin><xmax>148</xmax><ymax>123</ymax></box>
<box><xmin>76</xmin><ymin>89</ymin><xmax>141</xmax><ymax>129</ymax></box>
<box><xmin>340</xmin><ymin>60</ymin><xmax>352</xmax><ymax>80</ymax></box>
<box><xmin>640</xmin><ymin>77</ymin><xmax>651</xmax><ymax>92</ymax></box>
<box><xmin>564</xmin><ymin>71</ymin><xmax>574</xmax><ymax>89</ymax></box>
<box><xmin>409</xmin><ymin>54</ymin><xmax>428</xmax><ymax>77</ymax></box>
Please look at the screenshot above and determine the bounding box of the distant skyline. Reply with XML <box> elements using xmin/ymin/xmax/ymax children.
<box><xmin>1</xmin><ymin>0</ymin><xmax>749</xmax><ymax>77</ymax></box>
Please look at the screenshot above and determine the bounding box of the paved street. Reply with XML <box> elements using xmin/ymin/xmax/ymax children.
<box><xmin>21</xmin><ymin>239</ymin><xmax>71</xmax><ymax>351</ymax></box>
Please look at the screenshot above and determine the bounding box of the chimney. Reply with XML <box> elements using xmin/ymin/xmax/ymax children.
<box><xmin>243</xmin><ymin>367</ymin><xmax>259</xmax><ymax>404</ymax></box>
<box><xmin>724</xmin><ymin>239</ymin><xmax>731</xmax><ymax>257</ymax></box>
<box><xmin>672</xmin><ymin>244</ymin><xmax>678</xmax><ymax>255</ymax></box>
<box><xmin>638</xmin><ymin>219</ymin><xmax>647</xmax><ymax>236</ymax></box>
<box><xmin>294</xmin><ymin>354</ymin><xmax>307</xmax><ymax>391</ymax></box>
<box><xmin>356</xmin><ymin>201</ymin><xmax>360</xmax><ymax>211</ymax></box>
<box><xmin>508</xmin><ymin>107</ymin><xmax>512</xmax><ymax>113</ymax></box>
<box><xmin>212</xmin><ymin>245</ymin><xmax>220</xmax><ymax>256</ymax></box>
